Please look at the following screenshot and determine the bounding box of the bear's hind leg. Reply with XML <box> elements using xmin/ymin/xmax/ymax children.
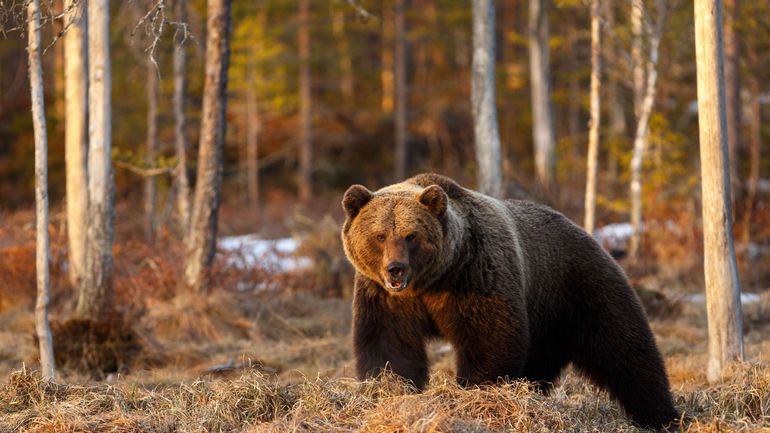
<box><xmin>522</xmin><ymin>342</ymin><xmax>570</xmax><ymax>393</ymax></box>
<box><xmin>571</xmin><ymin>308</ymin><xmax>679</xmax><ymax>429</ymax></box>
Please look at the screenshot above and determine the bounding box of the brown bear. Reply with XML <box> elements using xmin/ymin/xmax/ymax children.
<box><xmin>341</xmin><ymin>173</ymin><xmax>679</xmax><ymax>429</ymax></box>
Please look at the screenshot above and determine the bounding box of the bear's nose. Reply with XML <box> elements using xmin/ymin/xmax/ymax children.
<box><xmin>387</xmin><ymin>262</ymin><xmax>407</xmax><ymax>279</ymax></box>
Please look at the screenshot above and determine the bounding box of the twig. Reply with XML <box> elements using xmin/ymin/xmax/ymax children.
<box><xmin>114</xmin><ymin>159</ymin><xmax>176</xmax><ymax>177</ymax></box>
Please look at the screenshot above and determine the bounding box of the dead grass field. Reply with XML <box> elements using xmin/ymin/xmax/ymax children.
<box><xmin>1</xmin><ymin>211</ymin><xmax>769</xmax><ymax>432</ymax></box>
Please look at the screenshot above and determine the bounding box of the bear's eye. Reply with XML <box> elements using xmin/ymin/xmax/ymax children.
<box><xmin>376</xmin><ymin>234</ymin><xmax>386</xmax><ymax>243</ymax></box>
<box><xmin>405</xmin><ymin>233</ymin><xmax>416</xmax><ymax>242</ymax></box>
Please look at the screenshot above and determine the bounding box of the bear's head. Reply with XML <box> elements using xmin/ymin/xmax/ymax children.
<box><xmin>341</xmin><ymin>182</ymin><xmax>449</xmax><ymax>297</ymax></box>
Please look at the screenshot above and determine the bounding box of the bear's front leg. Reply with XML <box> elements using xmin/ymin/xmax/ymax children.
<box><xmin>450</xmin><ymin>294</ymin><xmax>530</xmax><ymax>386</ymax></box>
<box><xmin>352</xmin><ymin>274</ymin><xmax>433</xmax><ymax>389</ymax></box>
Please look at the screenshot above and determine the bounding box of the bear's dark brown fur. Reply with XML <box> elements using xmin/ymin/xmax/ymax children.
<box><xmin>341</xmin><ymin>173</ymin><xmax>679</xmax><ymax>429</ymax></box>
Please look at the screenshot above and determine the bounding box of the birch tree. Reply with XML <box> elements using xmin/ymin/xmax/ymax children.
<box><xmin>333</xmin><ymin>5</ymin><xmax>354</xmax><ymax>107</ymax></box>
<box><xmin>28</xmin><ymin>0</ymin><xmax>55</xmax><ymax>381</ymax></box>
<box><xmin>694</xmin><ymin>0</ymin><xmax>744</xmax><ymax>383</ymax></box>
<box><xmin>723</xmin><ymin>0</ymin><xmax>740</xmax><ymax>203</ymax></box>
<box><xmin>173</xmin><ymin>0</ymin><xmax>191</xmax><ymax>230</ymax></box>
<box><xmin>629</xmin><ymin>0</ymin><xmax>667</xmax><ymax>260</ymax></box>
<box><xmin>584</xmin><ymin>0</ymin><xmax>601</xmax><ymax>234</ymax></box>
<box><xmin>298</xmin><ymin>0</ymin><xmax>312</xmax><ymax>203</ymax></box>
<box><xmin>529</xmin><ymin>0</ymin><xmax>556</xmax><ymax>188</ymax></box>
<box><xmin>184</xmin><ymin>0</ymin><xmax>232</xmax><ymax>292</ymax></box>
<box><xmin>77</xmin><ymin>0</ymin><xmax>114</xmax><ymax>321</ymax></box>
<box><xmin>471</xmin><ymin>0</ymin><xmax>503</xmax><ymax>198</ymax></box>
<box><xmin>245</xmin><ymin>63</ymin><xmax>260</xmax><ymax>208</ymax></box>
<box><xmin>394</xmin><ymin>0</ymin><xmax>407</xmax><ymax>180</ymax></box>
<box><xmin>381</xmin><ymin>1</ymin><xmax>394</xmax><ymax>113</ymax></box>
<box><xmin>144</xmin><ymin>56</ymin><xmax>158</xmax><ymax>240</ymax></box>
<box><xmin>64</xmin><ymin>0</ymin><xmax>88</xmax><ymax>288</ymax></box>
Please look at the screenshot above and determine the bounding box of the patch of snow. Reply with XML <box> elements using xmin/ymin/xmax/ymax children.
<box><xmin>594</xmin><ymin>222</ymin><xmax>635</xmax><ymax>252</ymax></box>
<box><xmin>683</xmin><ymin>293</ymin><xmax>761</xmax><ymax>305</ymax></box>
<box><xmin>218</xmin><ymin>235</ymin><xmax>312</xmax><ymax>272</ymax></box>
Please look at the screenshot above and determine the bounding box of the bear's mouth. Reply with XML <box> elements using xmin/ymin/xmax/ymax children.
<box><xmin>385</xmin><ymin>277</ymin><xmax>409</xmax><ymax>292</ymax></box>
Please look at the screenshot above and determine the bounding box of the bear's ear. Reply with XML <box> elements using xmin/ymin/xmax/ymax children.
<box><xmin>417</xmin><ymin>184</ymin><xmax>447</xmax><ymax>217</ymax></box>
<box><xmin>342</xmin><ymin>185</ymin><xmax>373</xmax><ymax>218</ymax></box>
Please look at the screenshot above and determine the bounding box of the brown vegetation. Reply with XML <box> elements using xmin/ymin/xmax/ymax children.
<box><xmin>1</xmin><ymin>207</ymin><xmax>769</xmax><ymax>432</ymax></box>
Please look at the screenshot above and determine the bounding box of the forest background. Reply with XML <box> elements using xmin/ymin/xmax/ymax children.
<box><xmin>0</xmin><ymin>0</ymin><xmax>769</xmax><ymax>431</ymax></box>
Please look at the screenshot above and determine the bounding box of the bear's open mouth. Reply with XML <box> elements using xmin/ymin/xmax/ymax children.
<box><xmin>385</xmin><ymin>278</ymin><xmax>408</xmax><ymax>292</ymax></box>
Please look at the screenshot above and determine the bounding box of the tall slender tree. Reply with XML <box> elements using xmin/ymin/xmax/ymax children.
<box><xmin>381</xmin><ymin>0</ymin><xmax>395</xmax><ymax>114</ymax></box>
<box><xmin>184</xmin><ymin>0</ymin><xmax>232</xmax><ymax>292</ymax></box>
<box><xmin>297</xmin><ymin>0</ymin><xmax>312</xmax><ymax>203</ymax></box>
<box><xmin>64</xmin><ymin>0</ymin><xmax>88</xmax><ymax>289</ymax></box>
<box><xmin>28</xmin><ymin>0</ymin><xmax>55</xmax><ymax>381</ymax></box>
<box><xmin>584</xmin><ymin>0</ymin><xmax>601</xmax><ymax>234</ymax></box>
<box><xmin>173</xmin><ymin>0</ymin><xmax>191</xmax><ymax>231</ymax></box>
<box><xmin>631</xmin><ymin>0</ymin><xmax>645</xmax><ymax>116</ymax></box>
<box><xmin>723</xmin><ymin>0</ymin><xmax>740</xmax><ymax>205</ymax></box>
<box><xmin>694</xmin><ymin>0</ymin><xmax>744</xmax><ymax>383</ymax></box>
<box><xmin>245</xmin><ymin>62</ymin><xmax>260</xmax><ymax>208</ymax></box>
<box><xmin>77</xmin><ymin>0</ymin><xmax>114</xmax><ymax>321</ymax></box>
<box><xmin>471</xmin><ymin>0</ymin><xmax>503</xmax><ymax>198</ymax></box>
<box><xmin>144</xmin><ymin>57</ymin><xmax>158</xmax><ymax>240</ymax></box>
<box><xmin>393</xmin><ymin>0</ymin><xmax>407</xmax><ymax>180</ymax></box>
<box><xmin>529</xmin><ymin>0</ymin><xmax>556</xmax><ymax>188</ymax></box>
<box><xmin>629</xmin><ymin>0</ymin><xmax>667</xmax><ymax>260</ymax></box>
<box><xmin>333</xmin><ymin>4</ymin><xmax>354</xmax><ymax>107</ymax></box>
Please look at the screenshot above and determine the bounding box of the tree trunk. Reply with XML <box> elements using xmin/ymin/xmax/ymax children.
<box><xmin>694</xmin><ymin>0</ymin><xmax>744</xmax><ymax>383</ymax></box>
<box><xmin>298</xmin><ymin>0</ymin><xmax>312</xmax><ymax>203</ymax></box>
<box><xmin>584</xmin><ymin>0</ymin><xmax>601</xmax><ymax>234</ymax></box>
<box><xmin>394</xmin><ymin>0</ymin><xmax>407</xmax><ymax>180</ymax></box>
<box><xmin>381</xmin><ymin>1</ymin><xmax>394</xmax><ymax>113</ymax></box>
<box><xmin>144</xmin><ymin>57</ymin><xmax>158</xmax><ymax>241</ymax></box>
<box><xmin>566</xmin><ymin>18</ymin><xmax>581</xmax><ymax>155</ymax></box>
<box><xmin>723</xmin><ymin>0</ymin><xmax>740</xmax><ymax>206</ymax></box>
<box><xmin>741</xmin><ymin>74</ymin><xmax>760</xmax><ymax>245</ymax></box>
<box><xmin>605</xmin><ymin>0</ymin><xmax>624</xmax><ymax>185</ymax></box>
<box><xmin>173</xmin><ymin>0</ymin><xmax>191</xmax><ymax>232</ymax></box>
<box><xmin>28</xmin><ymin>0</ymin><xmax>56</xmax><ymax>381</ymax></box>
<box><xmin>64</xmin><ymin>0</ymin><xmax>88</xmax><ymax>289</ymax></box>
<box><xmin>631</xmin><ymin>0</ymin><xmax>645</xmax><ymax>116</ymax></box>
<box><xmin>529</xmin><ymin>0</ymin><xmax>556</xmax><ymax>188</ymax></box>
<box><xmin>333</xmin><ymin>7</ymin><xmax>354</xmax><ymax>107</ymax></box>
<box><xmin>246</xmin><ymin>68</ymin><xmax>260</xmax><ymax>209</ymax></box>
<box><xmin>184</xmin><ymin>0</ymin><xmax>232</xmax><ymax>293</ymax></box>
<box><xmin>77</xmin><ymin>0</ymin><xmax>114</xmax><ymax>322</ymax></box>
<box><xmin>629</xmin><ymin>0</ymin><xmax>666</xmax><ymax>260</ymax></box>
<box><xmin>471</xmin><ymin>0</ymin><xmax>503</xmax><ymax>198</ymax></box>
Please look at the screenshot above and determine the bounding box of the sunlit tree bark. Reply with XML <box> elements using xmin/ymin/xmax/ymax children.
<box><xmin>298</xmin><ymin>0</ymin><xmax>312</xmax><ymax>202</ymax></box>
<box><xmin>629</xmin><ymin>0</ymin><xmax>666</xmax><ymax>261</ymax></box>
<box><xmin>77</xmin><ymin>0</ymin><xmax>114</xmax><ymax>321</ymax></box>
<box><xmin>144</xmin><ymin>57</ymin><xmax>158</xmax><ymax>240</ymax></box>
<box><xmin>64</xmin><ymin>0</ymin><xmax>89</xmax><ymax>289</ymax></box>
<box><xmin>333</xmin><ymin>6</ymin><xmax>354</xmax><ymax>107</ymax></box>
<box><xmin>28</xmin><ymin>0</ymin><xmax>56</xmax><ymax>381</ymax></box>
<box><xmin>694</xmin><ymin>0</ymin><xmax>744</xmax><ymax>383</ymax></box>
<box><xmin>471</xmin><ymin>0</ymin><xmax>503</xmax><ymax>198</ymax></box>
<box><xmin>723</xmin><ymin>0</ymin><xmax>740</xmax><ymax>205</ymax></box>
<box><xmin>394</xmin><ymin>0</ymin><xmax>407</xmax><ymax>180</ymax></box>
<box><xmin>381</xmin><ymin>1</ymin><xmax>394</xmax><ymax>113</ymax></box>
<box><xmin>173</xmin><ymin>0</ymin><xmax>191</xmax><ymax>231</ymax></box>
<box><xmin>584</xmin><ymin>0</ymin><xmax>601</xmax><ymax>234</ymax></box>
<box><xmin>529</xmin><ymin>0</ymin><xmax>556</xmax><ymax>188</ymax></box>
<box><xmin>185</xmin><ymin>0</ymin><xmax>232</xmax><ymax>292</ymax></box>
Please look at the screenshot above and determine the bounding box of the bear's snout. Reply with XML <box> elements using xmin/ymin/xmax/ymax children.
<box><xmin>387</xmin><ymin>262</ymin><xmax>407</xmax><ymax>279</ymax></box>
<box><xmin>384</xmin><ymin>261</ymin><xmax>410</xmax><ymax>291</ymax></box>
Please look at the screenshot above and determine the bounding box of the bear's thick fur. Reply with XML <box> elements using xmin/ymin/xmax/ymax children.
<box><xmin>341</xmin><ymin>173</ymin><xmax>679</xmax><ymax>429</ymax></box>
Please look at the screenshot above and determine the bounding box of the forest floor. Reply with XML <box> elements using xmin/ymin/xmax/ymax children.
<box><xmin>1</xmin><ymin>204</ymin><xmax>769</xmax><ymax>432</ymax></box>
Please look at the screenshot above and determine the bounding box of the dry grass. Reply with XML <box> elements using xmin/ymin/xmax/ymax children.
<box><xmin>1</xmin><ymin>361</ymin><xmax>769</xmax><ymax>433</ymax></box>
<box><xmin>1</xmin><ymin>209</ymin><xmax>769</xmax><ymax>432</ymax></box>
